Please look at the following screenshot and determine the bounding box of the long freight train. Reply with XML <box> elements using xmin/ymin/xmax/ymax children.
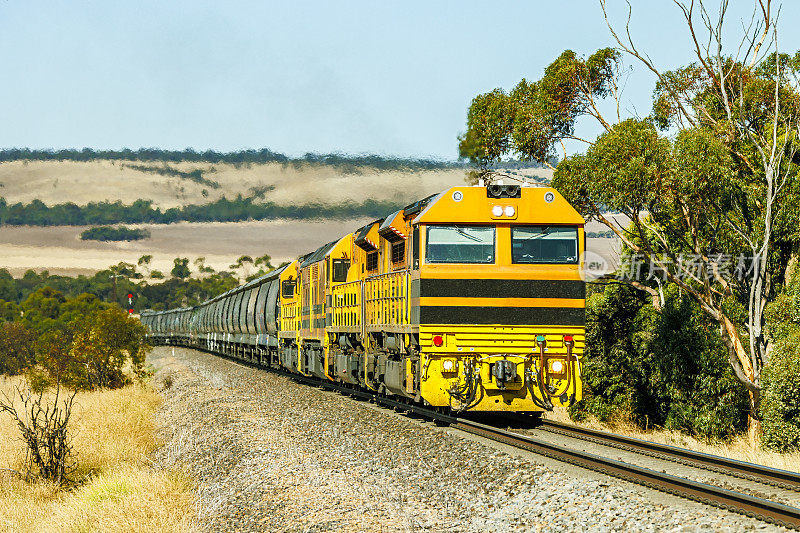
<box><xmin>141</xmin><ymin>184</ymin><xmax>586</xmax><ymax>413</ymax></box>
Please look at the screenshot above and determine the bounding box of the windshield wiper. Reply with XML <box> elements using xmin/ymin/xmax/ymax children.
<box><xmin>455</xmin><ymin>228</ymin><xmax>482</xmax><ymax>242</ymax></box>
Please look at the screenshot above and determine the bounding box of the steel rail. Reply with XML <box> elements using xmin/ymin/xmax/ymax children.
<box><xmin>279</xmin><ymin>369</ymin><xmax>800</xmax><ymax>529</ymax></box>
<box><xmin>535</xmin><ymin>419</ymin><xmax>800</xmax><ymax>491</ymax></box>
<box><xmin>450</xmin><ymin>419</ymin><xmax>800</xmax><ymax>530</ymax></box>
<box><xmin>165</xmin><ymin>343</ymin><xmax>800</xmax><ymax>529</ymax></box>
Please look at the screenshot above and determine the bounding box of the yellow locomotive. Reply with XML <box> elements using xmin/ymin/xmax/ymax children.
<box><xmin>142</xmin><ymin>184</ymin><xmax>586</xmax><ymax>414</ymax></box>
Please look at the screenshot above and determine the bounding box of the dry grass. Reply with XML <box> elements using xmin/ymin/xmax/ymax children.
<box><xmin>0</xmin><ymin>376</ymin><xmax>195</xmax><ymax>532</ymax></box>
<box><xmin>546</xmin><ymin>406</ymin><xmax>800</xmax><ymax>472</ymax></box>
<box><xmin>0</xmin><ymin>159</ymin><xmax>475</xmax><ymax>209</ymax></box>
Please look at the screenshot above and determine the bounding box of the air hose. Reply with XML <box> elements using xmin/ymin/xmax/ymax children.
<box><xmin>448</xmin><ymin>359</ymin><xmax>481</xmax><ymax>413</ymax></box>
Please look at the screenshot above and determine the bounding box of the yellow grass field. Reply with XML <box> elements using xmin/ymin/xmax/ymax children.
<box><xmin>0</xmin><ymin>377</ymin><xmax>195</xmax><ymax>533</ymax></box>
<box><xmin>0</xmin><ymin>159</ymin><xmax>485</xmax><ymax>209</ymax></box>
<box><xmin>0</xmin><ymin>218</ymin><xmax>375</xmax><ymax>277</ymax></box>
<box><xmin>0</xmin><ymin>160</ymin><xmax>557</xmax><ymax>277</ymax></box>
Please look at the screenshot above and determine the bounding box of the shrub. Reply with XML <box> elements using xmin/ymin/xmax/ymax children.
<box><xmin>760</xmin><ymin>331</ymin><xmax>800</xmax><ymax>451</ymax></box>
<box><xmin>761</xmin><ymin>264</ymin><xmax>800</xmax><ymax>450</ymax></box>
<box><xmin>171</xmin><ymin>258</ymin><xmax>190</xmax><ymax>279</ymax></box>
<box><xmin>0</xmin><ymin>383</ymin><xmax>76</xmax><ymax>484</ymax></box>
<box><xmin>61</xmin><ymin>307</ymin><xmax>150</xmax><ymax>390</ymax></box>
<box><xmin>0</xmin><ymin>322</ymin><xmax>36</xmax><ymax>375</ymax></box>
<box><xmin>0</xmin><ymin>298</ymin><xmax>20</xmax><ymax>321</ymax></box>
<box><xmin>570</xmin><ymin>283</ymin><xmax>748</xmax><ymax>440</ymax></box>
<box><xmin>80</xmin><ymin>226</ymin><xmax>150</xmax><ymax>242</ymax></box>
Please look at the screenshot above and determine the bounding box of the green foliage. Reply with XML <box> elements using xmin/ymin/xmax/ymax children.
<box><xmin>245</xmin><ymin>254</ymin><xmax>276</xmax><ymax>281</ymax></box>
<box><xmin>554</xmin><ymin>119</ymin><xmax>672</xmax><ymax>214</ymax></box>
<box><xmin>0</xmin><ymin>298</ymin><xmax>20</xmax><ymax>321</ymax></box>
<box><xmin>20</xmin><ymin>287</ymin><xmax>67</xmax><ymax>332</ymax></box>
<box><xmin>0</xmin><ymin>269</ymin><xmax>16</xmax><ymax>301</ymax></box>
<box><xmin>122</xmin><ymin>163</ymin><xmax>220</xmax><ymax>189</ymax></box>
<box><xmin>230</xmin><ymin>255</ymin><xmax>253</xmax><ymax>270</ymax></box>
<box><xmin>65</xmin><ymin>307</ymin><xmax>149</xmax><ymax>390</ymax></box>
<box><xmin>0</xmin><ymin>322</ymin><xmax>36</xmax><ymax>375</ymax></box>
<box><xmin>760</xmin><ymin>331</ymin><xmax>800</xmax><ymax>451</ymax></box>
<box><xmin>760</xmin><ymin>328</ymin><xmax>800</xmax><ymax>451</ymax></box>
<box><xmin>572</xmin><ymin>283</ymin><xmax>748</xmax><ymax>440</ymax></box>
<box><xmin>0</xmin><ymin>147</ymin><xmax>458</xmax><ymax>171</ymax></box>
<box><xmin>765</xmin><ymin>264</ymin><xmax>800</xmax><ymax>340</ymax></box>
<box><xmin>80</xmin><ymin>226</ymin><xmax>151</xmax><ymax>242</ymax></box>
<box><xmin>0</xmin><ymin>195</ymin><xmax>406</xmax><ymax>227</ymax></box>
<box><xmin>459</xmin><ymin>89</ymin><xmax>513</xmax><ymax>167</ymax></box>
<box><xmin>761</xmin><ymin>265</ymin><xmax>800</xmax><ymax>450</ymax></box>
<box><xmin>460</xmin><ymin>48</ymin><xmax>621</xmax><ymax>167</ymax></box>
<box><xmin>170</xmin><ymin>258</ymin><xmax>190</xmax><ymax>280</ymax></box>
<box><xmin>0</xmin><ymin>258</ymin><xmax>241</xmax><ymax>387</ymax></box>
<box><xmin>0</xmin><ymin>286</ymin><xmax>150</xmax><ymax>391</ymax></box>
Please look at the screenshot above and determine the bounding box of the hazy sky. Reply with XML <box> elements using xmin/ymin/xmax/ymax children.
<box><xmin>1</xmin><ymin>1</ymin><xmax>798</xmax><ymax>159</ymax></box>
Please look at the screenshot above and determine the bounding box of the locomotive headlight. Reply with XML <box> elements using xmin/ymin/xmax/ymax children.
<box><xmin>492</xmin><ymin>205</ymin><xmax>503</xmax><ymax>217</ymax></box>
<box><xmin>442</xmin><ymin>359</ymin><xmax>455</xmax><ymax>372</ymax></box>
<box><xmin>551</xmin><ymin>360</ymin><xmax>564</xmax><ymax>373</ymax></box>
<box><xmin>504</xmin><ymin>205</ymin><xmax>515</xmax><ymax>217</ymax></box>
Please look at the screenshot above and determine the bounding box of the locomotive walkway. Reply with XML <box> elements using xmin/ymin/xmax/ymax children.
<box><xmin>149</xmin><ymin>346</ymin><xmax>786</xmax><ymax>532</ymax></box>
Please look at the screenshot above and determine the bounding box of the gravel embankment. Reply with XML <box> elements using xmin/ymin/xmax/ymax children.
<box><xmin>149</xmin><ymin>347</ymin><xmax>784</xmax><ymax>532</ymax></box>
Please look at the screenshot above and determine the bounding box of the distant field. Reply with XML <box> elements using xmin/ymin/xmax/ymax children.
<box><xmin>0</xmin><ymin>220</ymin><xmax>619</xmax><ymax>278</ymax></box>
<box><xmin>0</xmin><ymin>158</ymin><xmax>577</xmax><ymax>276</ymax></box>
<box><xmin>0</xmin><ymin>160</ymin><xmax>484</xmax><ymax>209</ymax></box>
<box><xmin>0</xmin><ymin>160</ymin><xmax>554</xmax><ymax>209</ymax></box>
<box><xmin>0</xmin><ymin>219</ymin><xmax>372</xmax><ymax>277</ymax></box>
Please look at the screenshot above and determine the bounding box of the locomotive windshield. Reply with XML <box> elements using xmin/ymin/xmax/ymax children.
<box><xmin>425</xmin><ymin>225</ymin><xmax>495</xmax><ymax>264</ymax></box>
<box><xmin>511</xmin><ymin>226</ymin><xmax>578</xmax><ymax>264</ymax></box>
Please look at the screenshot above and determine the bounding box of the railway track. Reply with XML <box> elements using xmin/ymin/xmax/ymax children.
<box><xmin>446</xmin><ymin>418</ymin><xmax>799</xmax><ymax>529</ymax></box>
<box><xmin>184</xmin><ymin>345</ymin><xmax>800</xmax><ymax>530</ymax></box>
<box><xmin>535</xmin><ymin>418</ymin><xmax>800</xmax><ymax>491</ymax></box>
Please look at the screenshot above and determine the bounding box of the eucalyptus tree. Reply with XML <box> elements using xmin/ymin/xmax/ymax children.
<box><xmin>459</xmin><ymin>0</ymin><xmax>800</xmax><ymax>432</ymax></box>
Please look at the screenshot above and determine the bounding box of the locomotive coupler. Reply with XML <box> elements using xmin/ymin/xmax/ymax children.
<box><xmin>491</xmin><ymin>358</ymin><xmax>517</xmax><ymax>389</ymax></box>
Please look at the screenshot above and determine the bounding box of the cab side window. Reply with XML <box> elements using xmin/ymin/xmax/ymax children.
<box><xmin>281</xmin><ymin>279</ymin><xmax>296</xmax><ymax>298</ymax></box>
<box><xmin>331</xmin><ymin>259</ymin><xmax>350</xmax><ymax>282</ymax></box>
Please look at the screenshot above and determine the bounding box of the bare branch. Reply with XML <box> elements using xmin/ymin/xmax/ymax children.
<box><xmin>600</xmin><ymin>0</ymin><xmax>699</xmax><ymax>126</ymax></box>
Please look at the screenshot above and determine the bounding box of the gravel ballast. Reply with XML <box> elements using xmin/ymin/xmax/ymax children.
<box><xmin>150</xmin><ymin>346</ymin><xmax>784</xmax><ymax>532</ymax></box>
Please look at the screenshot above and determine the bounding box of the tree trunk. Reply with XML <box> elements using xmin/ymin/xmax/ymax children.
<box><xmin>720</xmin><ymin>315</ymin><xmax>755</xmax><ymax>385</ymax></box>
<box><xmin>719</xmin><ymin>315</ymin><xmax>763</xmax><ymax>443</ymax></box>
<box><xmin>748</xmin><ymin>402</ymin><xmax>762</xmax><ymax>448</ymax></box>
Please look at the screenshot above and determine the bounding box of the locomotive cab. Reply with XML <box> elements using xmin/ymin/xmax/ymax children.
<box><xmin>410</xmin><ymin>185</ymin><xmax>586</xmax><ymax>412</ymax></box>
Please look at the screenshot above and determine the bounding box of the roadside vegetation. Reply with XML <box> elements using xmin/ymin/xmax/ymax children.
<box><xmin>80</xmin><ymin>226</ymin><xmax>151</xmax><ymax>242</ymax></box>
<box><xmin>0</xmin><ymin>290</ymin><xmax>195</xmax><ymax>531</ymax></box>
<box><xmin>0</xmin><ymin>379</ymin><xmax>194</xmax><ymax>533</ymax></box>
<box><xmin>460</xmin><ymin>0</ymin><xmax>800</xmax><ymax>449</ymax></box>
